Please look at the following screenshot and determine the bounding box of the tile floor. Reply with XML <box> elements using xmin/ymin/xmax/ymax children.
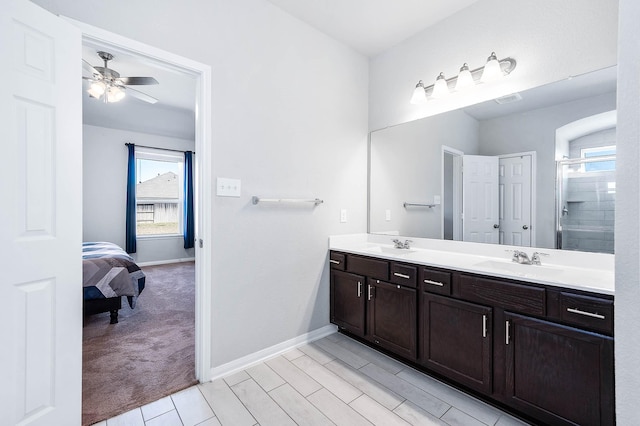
<box><xmin>96</xmin><ymin>332</ymin><xmax>530</xmax><ymax>426</ymax></box>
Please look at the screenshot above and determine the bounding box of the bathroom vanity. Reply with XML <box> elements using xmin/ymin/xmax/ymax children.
<box><xmin>329</xmin><ymin>234</ymin><xmax>614</xmax><ymax>426</ymax></box>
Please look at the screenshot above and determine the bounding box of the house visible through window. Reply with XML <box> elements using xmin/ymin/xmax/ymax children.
<box><xmin>135</xmin><ymin>149</ymin><xmax>183</xmax><ymax>236</ymax></box>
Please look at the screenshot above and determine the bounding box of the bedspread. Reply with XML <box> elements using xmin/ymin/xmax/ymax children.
<box><xmin>82</xmin><ymin>242</ymin><xmax>146</xmax><ymax>308</ymax></box>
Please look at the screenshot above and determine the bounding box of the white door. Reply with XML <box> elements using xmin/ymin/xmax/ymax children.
<box><xmin>462</xmin><ymin>155</ymin><xmax>499</xmax><ymax>243</ymax></box>
<box><xmin>0</xmin><ymin>1</ymin><xmax>82</xmax><ymax>425</ymax></box>
<box><xmin>499</xmin><ymin>155</ymin><xmax>532</xmax><ymax>246</ymax></box>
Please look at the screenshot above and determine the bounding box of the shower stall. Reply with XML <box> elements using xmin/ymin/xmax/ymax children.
<box><xmin>556</xmin><ymin>155</ymin><xmax>616</xmax><ymax>254</ymax></box>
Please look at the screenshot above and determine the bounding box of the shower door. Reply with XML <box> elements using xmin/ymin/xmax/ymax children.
<box><xmin>556</xmin><ymin>155</ymin><xmax>616</xmax><ymax>254</ymax></box>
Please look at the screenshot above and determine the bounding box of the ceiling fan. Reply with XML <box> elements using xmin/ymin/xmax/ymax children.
<box><xmin>83</xmin><ymin>51</ymin><xmax>159</xmax><ymax>104</ymax></box>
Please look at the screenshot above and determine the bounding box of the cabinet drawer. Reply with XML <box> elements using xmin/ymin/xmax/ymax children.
<box><xmin>420</xmin><ymin>268</ymin><xmax>451</xmax><ymax>295</ymax></box>
<box><xmin>459</xmin><ymin>275</ymin><xmax>546</xmax><ymax>316</ymax></box>
<box><xmin>390</xmin><ymin>263</ymin><xmax>417</xmax><ymax>288</ymax></box>
<box><xmin>560</xmin><ymin>292</ymin><xmax>613</xmax><ymax>335</ymax></box>
<box><xmin>329</xmin><ymin>252</ymin><xmax>346</xmax><ymax>270</ymax></box>
<box><xmin>347</xmin><ymin>255</ymin><xmax>389</xmax><ymax>281</ymax></box>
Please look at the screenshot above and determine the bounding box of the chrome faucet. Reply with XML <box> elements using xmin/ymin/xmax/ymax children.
<box><xmin>508</xmin><ymin>250</ymin><xmax>549</xmax><ymax>265</ymax></box>
<box><xmin>392</xmin><ymin>239</ymin><xmax>413</xmax><ymax>249</ymax></box>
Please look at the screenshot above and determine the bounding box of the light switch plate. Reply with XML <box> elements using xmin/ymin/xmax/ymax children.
<box><xmin>385</xmin><ymin>209</ymin><xmax>391</xmax><ymax>221</ymax></box>
<box><xmin>433</xmin><ymin>195</ymin><xmax>441</xmax><ymax>205</ymax></box>
<box><xmin>217</xmin><ymin>177</ymin><xmax>241</xmax><ymax>197</ymax></box>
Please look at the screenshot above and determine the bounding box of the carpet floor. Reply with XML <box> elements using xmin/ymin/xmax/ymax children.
<box><xmin>82</xmin><ymin>261</ymin><xmax>197</xmax><ymax>426</ymax></box>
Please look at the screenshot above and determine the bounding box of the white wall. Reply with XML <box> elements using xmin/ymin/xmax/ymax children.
<box><xmin>83</xmin><ymin>124</ymin><xmax>196</xmax><ymax>263</ymax></box>
<box><xmin>34</xmin><ymin>0</ymin><xmax>370</xmax><ymax>368</ymax></box>
<box><xmin>615</xmin><ymin>0</ymin><xmax>640</xmax><ymax>422</ymax></box>
<box><xmin>369</xmin><ymin>0</ymin><xmax>619</xmax><ymax>130</ymax></box>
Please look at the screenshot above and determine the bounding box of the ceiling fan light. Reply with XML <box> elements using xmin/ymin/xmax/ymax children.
<box><xmin>455</xmin><ymin>63</ymin><xmax>474</xmax><ymax>91</ymax></box>
<box><xmin>107</xmin><ymin>85</ymin><xmax>125</xmax><ymax>103</ymax></box>
<box><xmin>481</xmin><ymin>52</ymin><xmax>502</xmax><ymax>83</ymax></box>
<box><xmin>410</xmin><ymin>80</ymin><xmax>427</xmax><ymax>104</ymax></box>
<box><xmin>87</xmin><ymin>81</ymin><xmax>106</xmax><ymax>98</ymax></box>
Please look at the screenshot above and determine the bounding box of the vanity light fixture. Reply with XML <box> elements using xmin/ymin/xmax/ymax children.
<box><xmin>410</xmin><ymin>52</ymin><xmax>516</xmax><ymax>104</ymax></box>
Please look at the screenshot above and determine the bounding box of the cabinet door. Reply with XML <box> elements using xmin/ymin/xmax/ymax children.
<box><xmin>330</xmin><ymin>270</ymin><xmax>366</xmax><ymax>337</ymax></box>
<box><xmin>420</xmin><ymin>293</ymin><xmax>493</xmax><ymax>394</ymax></box>
<box><xmin>504</xmin><ymin>313</ymin><xmax>614</xmax><ymax>426</ymax></box>
<box><xmin>368</xmin><ymin>279</ymin><xmax>417</xmax><ymax>360</ymax></box>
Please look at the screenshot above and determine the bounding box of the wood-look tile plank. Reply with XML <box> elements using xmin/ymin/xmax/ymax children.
<box><xmin>144</xmin><ymin>410</ymin><xmax>183</xmax><ymax>426</ymax></box>
<box><xmin>325</xmin><ymin>359</ymin><xmax>404</xmax><ymax>410</ymax></box>
<box><xmin>496</xmin><ymin>414</ymin><xmax>532</xmax><ymax>425</ymax></box>
<box><xmin>171</xmin><ymin>386</ymin><xmax>214</xmax><ymax>426</ymax></box>
<box><xmin>298</xmin><ymin>343</ymin><xmax>335</xmax><ymax>365</ymax></box>
<box><xmin>349</xmin><ymin>394</ymin><xmax>412</xmax><ymax>426</ymax></box>
<box><xmin>141</xmin><ymin>396</ymin><xmax>175</xmax><ymax>421</ymax></box>
<box><xmin>307</xmin><ymin>389</ymin><xmax>373</xmax><ymax>426</ymax></box>
<box><xmin>224</xmin><ymin>370</ymin><xmax>251</xmax><ymax>387</ymax></box>
<box><xmin>393</xmin><ymin>401</ymin><xmax>448</xmax><ymax>426</ymax></box>
<box><xmin>282</xmin><ymin>348</ymin><xmax>305</xmax><ymax>361</ymax></box>
<box><xmin>265</xmin><ymin>355</ymin><xmax>322</xmax><ymax>397</ymax></box>
<box><xmin>246</xmin><ymin>363</ymin><xmax>285</xmax><ymax>392</ymax></box>
<box><xmin>396</xmin><ymin>367</ymin><xmax>501</xmax><ymax>425</ymax></box>
<box><xmin>331</xmin><ymin>334</ymin><xmax>406</xmax><ymax>374</ymax></box>
<box><xmin>195</xmin><ymin>417</ymin><xmax>223</xmax><ymax>426</ymax></box>
<box><xmin>106</xmin><ymin>408</ymin><xmax>145</xmax><ymax>426</ymax></box>
<box><xmin>441</xmin><ymin>407</ymin><xmax>486</xmax><ymax>426</ymax></box>
<box><xmin>231</xmin><ymin>379</ymin><xmax>296</xmax><ymax>426</ymax></box>
<box><xmin>359</xmin><ymin>363</ymin><xmax>450</xmax><ymax>417</ymax></box>
<box><xmin>268</xmin><ymin>384</ymin><xmax>334</xmax><ymax>426</ymax></box>
<box><xmin>198</xmin><ymin>380</ymin><xmax>256</xmax><ymax>426</ymax></box>
<box><xmin>292</xmin><ymin>355</ymin><xmax>362</xmax><ymax>403</ymax></box>
<box><xmin>314</xmin><ymin>338</ymin><xmax>369</xmax><ymax>369</ymax></box>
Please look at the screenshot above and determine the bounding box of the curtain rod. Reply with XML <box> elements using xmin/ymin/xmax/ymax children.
<box><xmin>124</xmin><ymin>142</ymin><xmax>194</xmax><ymax>155</ymax></box>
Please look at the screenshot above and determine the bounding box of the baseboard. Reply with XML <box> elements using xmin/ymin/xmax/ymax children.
<box><xmin>136</xmin><ymin>257</ymin><xmax>196</xmax><ymax>267</ymax></box>
<box><xmin>208</xmin><ymin>324</ymin><xmax>338</xmax><ymax>381</ymax></box>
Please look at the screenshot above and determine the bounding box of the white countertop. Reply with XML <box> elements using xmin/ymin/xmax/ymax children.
<box><xmin>329</xmin><ymin>234</ymin><xmax>614</xmax><ymax>296</ymax></box>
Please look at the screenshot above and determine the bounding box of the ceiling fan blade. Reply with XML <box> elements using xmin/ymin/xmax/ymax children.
<box><xmin>117</xmin><ymin>76</ymin><xmax>159</xmax><ymax>85</ymax></box>
<box><xmin>126</xmin><ymin>87</ymin><xmax>158</xmax><ymax>104</ymax></box>
<box><xmin>82</xmin><ymin>59</ymin><xmax>100</xmax><ymax>75</ymax></box>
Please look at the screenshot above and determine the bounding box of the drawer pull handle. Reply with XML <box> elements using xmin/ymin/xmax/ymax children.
<box><xmin>357</xmin><ymin>282</ymin><xmax>362</xmax><ymax>298</ymax></box>
<box><xmin>329</xmin><ymin>260</ymin><xmax>341</xmax><ymax>265</ymax></box>
<box><xmin>424</xmin><ymin>279</ymin><xmax>444</xmax><ymax>287</ymax></box>
<box><xmin>368</xmin><ymin>285</ymin><xmax>373</xmax><ymax>301</ymax></box>
<box><xmin>482</xmin><ymin>315</ymin><xmax>487</xmax><ymax>338</ymax></box>
<box><xmin>505</xmin><ymin>320</ymin><xmax>510</xmax><ymax>345</ymax></box>
<box><xmin>567</xmin><ymin>307</ymin><xmax>605</xmax><ymax>320</ymax></box>
<box><xmin>394</xmin><ymin>272</ymin><xmax>411</xmax><ymax>279</ymax></box>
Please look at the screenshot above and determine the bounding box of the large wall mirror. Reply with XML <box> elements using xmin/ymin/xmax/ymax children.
<box><xmin>369</xmin><ymin>66</ymin><xmax>616</xmax><ymax>254</ymax></box>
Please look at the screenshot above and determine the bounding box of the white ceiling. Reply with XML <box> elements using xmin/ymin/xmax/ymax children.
<box><xmin>266</xmin><ymin>0</ymin><xmax>480</xmax><ymax>57</ymax></box>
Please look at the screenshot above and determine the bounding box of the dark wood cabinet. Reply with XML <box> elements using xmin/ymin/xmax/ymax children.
<box><xmin>330</xmin><ymin>270</ymin><xmax>365</xmax><ymax>337</ymax></box>
<box><xmin>504</xmin><ymin>312</ymin><xmax>614</xmax><ymax>426</ymax></box>
<box><xmin>420</xmin><ymin>293</ymin><xmax>492</xmax><ymax>394</ymax></box>
<box><xmin>329</xmin><ymin>250</ymin><xmax>614</xmax><ymax>426</ymax></box>
<box><xmin>367</xmin><ymin>279</ymin><xmax>417</xmax><ymax>360</ymax></box>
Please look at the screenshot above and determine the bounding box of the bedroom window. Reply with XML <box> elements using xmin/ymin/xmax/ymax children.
<box><xmin>135</xmin><ymin>149</ymin><xmax>184</xmax><ymax>237</ymax></box>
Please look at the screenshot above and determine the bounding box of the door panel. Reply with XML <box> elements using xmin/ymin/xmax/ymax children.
<box><xmin>0</xmin><ymin>2</ymin><xmax>82</xmax><ymax>424</ymax></box>
<box><xmin>463</xmin><ymin>155</ymin><xmax>499</xmax><ymax>243</ymax></box>
<box><xmin>330</xmin><ymin>270</ymin><xmax>366</xmax><ymax>336</ymax></box>
<box><xmin>499</xmin><ymin>155</ymin><xmax>532</xmax><ymax>246</ymax></box>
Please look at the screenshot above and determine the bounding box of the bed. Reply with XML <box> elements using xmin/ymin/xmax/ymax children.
<box><xmin>82</xmin><ymin>242</ymin><xmax>146</xmax><ymax>324</ymax></box>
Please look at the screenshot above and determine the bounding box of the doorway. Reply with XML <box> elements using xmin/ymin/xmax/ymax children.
<box><xmin>70</xmin><ymin>15</ymin><xmax>212</xmax><ymax>381</ymax></box>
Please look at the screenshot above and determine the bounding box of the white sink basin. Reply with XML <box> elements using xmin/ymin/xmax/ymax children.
<box><xmin>473</xmin><ymin>259</ymin><xmax>564</xmax><ymax>279</ymax></box>
<box><xmin>366</xmin><ymin>246</ymin><xmax>416</xmax><ymax>255</ymax></box>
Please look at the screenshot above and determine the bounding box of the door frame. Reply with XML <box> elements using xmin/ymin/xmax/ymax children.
<box><xmin>441</xmin><ymin>146</ymin><xmax>464</xmax><ymax>240</ymax></box>
<box><xmin>498</xmin><ymin>151</ymin><xmax>537</xmax><ymax>247</ymax></box>
<box><xmin>64</xmin><ymin>18</ymin><xmax>213</xmax><ymax>381</ymax></box>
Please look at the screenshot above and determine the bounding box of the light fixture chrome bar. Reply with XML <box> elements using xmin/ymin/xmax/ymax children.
<box><xmin>421</xmin><ymin>56</ymin><xmax>517</xmax><ymax>96</ymax></box>
<box><xmin>252</xmin><ymin>196</ymin><xmax>323</xmax><ymax>206</ymax></box>
<box><xmin>403</xmin><ymin>202</ymin><xmax>436</xmax><ymax>208</ymax></box>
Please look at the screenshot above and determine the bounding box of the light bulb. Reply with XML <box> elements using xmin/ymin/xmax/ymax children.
<box><xmin>410</xmin><ymin>80</ymin><xmax>427</xmax><ymax>104</ymax></box>
<box><xmin>87</xmin><ymin>81</ymin><xmax>106</xmax><ymax>98</ymax></box>
<box><xmin>455</xmin><ymin>63</ymin><xmax>474</xmax><ymax>91</ymax></box>
<box><xmin>431</xmin><ymin>73</ymin><xmax>449</xmax><ymax>99</ymax></box>
<box><xmin>481</xmin><ymin>52</ymin><xmax>502</xmax><ymax>83</ymax></box>
<box><xmin>107</xmin><ymin>85</ymin><xmax>126</xmax><ymax>103</ymax></box>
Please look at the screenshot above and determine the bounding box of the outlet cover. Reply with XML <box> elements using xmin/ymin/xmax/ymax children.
<box><xmin>385</xmin><ymin>209</ymin><xmax>391</xmax><ymax>221</ymax></box>
<box><xmin>217</xmin><ymin>177</ymin><xmax>241</xmax><ymax>197</ymax></box>
<box><xmin>340</xmin><ymin>209</ymin><xmax>348</xmax><ymax>223</ymax></box>
<box><xmin>433</xmin><ymin>195</ymin><xmax>441</xmax><ymax>205</ymax></box>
